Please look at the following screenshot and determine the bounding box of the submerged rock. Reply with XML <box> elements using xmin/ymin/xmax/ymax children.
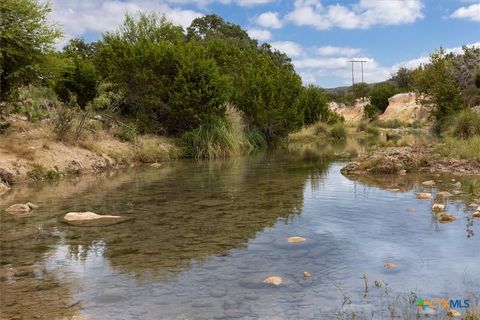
<box><xmin>438</xmin><ymin>212</ymin><xmax>456</xmax><ymax>223</ymax></box>
<box><xmin>5</xmin><ymin>202</ymin><xmax>38</xmax><ymax>214</ymax></box>
<box><xmin>263</xmin><ymin>276</ymin><xmax>283</xmax><ymax>286</ymax></box>
<box><xmin>416</xmin><ymin>192</ymin><xmax>432</xmax><ymax>200</ymax></box>
<box><xmin>63</xmin><ymin>212</ymin><xmax>133</xmax><ymax>226</ymax></box>
<box><xmin>303</xmin><ymin>271</ymin><xmax>311</xmax><ymax>278</ymax></box>
<box><xmin>437</xmin><ymin>191</ymin><xmax>453</xmax><ymax>198</ymax></box>
<box><xmin>447</xmin><ymin>309</ymin><xmax>461</xmax><ymax>318</ymax></box>
<box><xmin>405</xmin><ymin>208</ymin><xmax>416</xmax><ymax>212</ymax></box>
<box><xmin>287</xmin><ymin>236</ymin><xmax>306</xmax><ymax>243</ymax></box>
<box><xmin>422</xmin><ymin>180</ymin><xmax>435</xmax><ymax>187</ymax></box>
<box><xmin>431</xmin><ymin>204</ymin><xmax>445</xmax><ymax>212</ymax></box>
<box><xmin>384</xmin><ymin>262</ymin><xmax>395</xmax><ymax>270</ymax></box>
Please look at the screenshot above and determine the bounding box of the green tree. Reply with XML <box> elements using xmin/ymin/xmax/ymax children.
<box><xmin>414</xmin><ymin>48</ymin><xmax>464</xmax><ymax>124</ymax></box>
<box><xmin>54</xmin><ymin>39</ymin><xmax>99</xmax><ymax>107</ymax></box>
<box><xmin>0</xmin><ymin>0</ymin><xmax>61</xmax><ymax>98</ymax></box>
<box><xmin>369</xmin><ymin>82</ymin><xmax>398</xmax><ymax>112</ymax></box>
<box><xmin>390</xmin><ymin>67</ymin><xmax>414</xmax><ymax>91</ymax></box>
<box><xmin>295</xmin><ymin>85</ymin><xmax>330</xmax><ymax>125</ymax></box>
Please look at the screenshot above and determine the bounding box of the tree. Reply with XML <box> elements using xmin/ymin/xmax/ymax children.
<box><xmin>414</xmin><ymin>48</ymin><xmax>464</xmax><ymax>124</ymax></box>
<box><xmin>369</xmin><ymin>82</ymin><xmax>398</xmax><ymax>112</ymax></box>
<box><xmin>0</xmin><ymin>0</ymin><xmax>61</xmax><ymax>98</ymax></box>
<box><xmin>390</xmin><ymin>67</ymin><xmax>414</xmax><ymax>91</ymax></box>
<box><xmin>97</xmin><ymin>13</ymin><xmax>227</xmax><ymax>134</ymax></box>
<box><xmin>295</xmin><ymin>85</ymin><xmax>330</xmax><ymax>125</ymax></box>
<box><xmin>54</xmin><ymin>39</ymin><xmax>99</xmax><ymax>107</ymax></box>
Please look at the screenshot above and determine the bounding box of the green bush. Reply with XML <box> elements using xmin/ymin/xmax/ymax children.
<box><xmin>295</xmin><ymin>85</ymin><xmax>329</xmax><ymax>125</ymax></box>
<box><xmin>369</xmin><ymin>82</ymin><xmax>398</xmax><ymax>112</ymax></box>
<box><xmin>12</xmin><ymin>85</ymin><xmax>60</xmax><ymax>121</ymax></box>
<box><xmin>364</xmin><ymin>104</ymin><xmax>379</xmax><ymax>120</ymax></box>
<box><xmin>453</xmin><ymin>109</ymin><xmax>480</xmax><ymax>138</ymax></box>
<box><xmin>328</xmin><ymin>123</ymin><xmax>347</xmax><ymax>140</ymax></box>
<box><xmin>365</xmin><ymin>126</ymin><xmax>380</xmax><ymax>136</ymax></box>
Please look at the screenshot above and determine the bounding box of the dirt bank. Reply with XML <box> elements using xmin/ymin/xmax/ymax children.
<box><xmin>0</xmin><ymin>115</ymin><xmax>179</xmax><ymax>187</ymax></box>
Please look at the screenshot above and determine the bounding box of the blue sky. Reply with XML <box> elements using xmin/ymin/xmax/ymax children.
<box><xmin>50</xmin><ymin>0</ymin><xmax>480</xmax><ymax>88</ymax></box>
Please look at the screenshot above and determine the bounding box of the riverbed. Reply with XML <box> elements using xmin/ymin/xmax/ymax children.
<box><xmin>1</xmin><ymin>151</ymin><xmax>479</xmax><ymax>319</ymax></box>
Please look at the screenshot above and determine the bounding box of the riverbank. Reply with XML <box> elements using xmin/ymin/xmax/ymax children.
<box><xmin>0</xmin><ymin>114</ymin><xmax>180</xmax><ymax>189</ymax></box>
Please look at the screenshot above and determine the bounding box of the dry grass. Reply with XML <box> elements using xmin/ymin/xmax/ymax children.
<box><xmin>2</xmin><ymin>137</ymin><xmax>37</xmax><ymax>160</ymax></box>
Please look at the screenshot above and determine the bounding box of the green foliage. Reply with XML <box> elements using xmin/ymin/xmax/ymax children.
<box><xmin>181</xmin><ymin>119</ymin><xmax>253</xmax><ymax>159</ymax></box>
<box><xmin>364</xmin><ymin>104</ymin><xmax>379</xmax><ymax>120</ymax></box>
<box><xmin>390</xmin><ymin>67</ymin><xmax>414</xmax><ymax>91</ymax></box>
<box><xmin>414</xmin><ymin>48</ymin><xmax>464</xmax><ymax>124</ymax></box>
<box><xmin>0</xmin><ymin>0</ymin><xmax>61</xmax><ymax>98</ymax></box>
<box><xmin>365</xmin><ymin>126</ymin><xmax>380</xmax><ymax>136</ymax></box>
<box><xmin>98</xmin><ymin>13</ymin><xmax>227</xmax><ymax>134</ymax></box>
<box><xmin>369</xmin><ymin>82</ymin><xmax>398</xmax><ymax>112</ymax></box>
<box><xmin>12</xmin><ymin>85</ymin><xmax>60</xmax><ymax>121</ymax></box>
<box><xmin>231</xmin><ymin>51</ymin><xmax>303</xmax><ymax>140</ymax></box>
<box><xmin>117</xmin><ymin>124</ymin><xmax>138</xmax><ymax>143</ymax></box>
<box><xmin>328</xmin><ymin>123</ymin><xmax>347</xmax><ymax>141</ymax></box>
<box><xmin>452</xmin><ymin>109</ymin><xmax>480</xmax><ymax>139</ymax></box>
<box><xmin>295</xmin><ymin>85</ymin><xmax>330</xmax><ymax>125</ymax></box>
<box><xmin>53</xmin><ymin>105</ymin><xmax>76</xmax><ymax>140</ymax></box>
<box><xmin>54</xmin><ymin>39</ymin><xmax>99</xmax><ymax>107</ymax></box>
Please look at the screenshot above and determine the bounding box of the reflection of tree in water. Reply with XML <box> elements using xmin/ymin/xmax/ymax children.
<box><xmin>60</xmin><ymin>152</ymin><xmax>332</xmax><ymax>279</ymax></box>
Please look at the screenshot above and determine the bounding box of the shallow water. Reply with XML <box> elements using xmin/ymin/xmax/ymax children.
<box><xmin>1</xmin><ymin>151</ymin><xmax>479</xmax><ymax>319</ymax></box>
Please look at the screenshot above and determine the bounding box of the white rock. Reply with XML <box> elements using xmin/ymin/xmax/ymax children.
<box><xmin>432</xmin><ymin>204</ymin><xmax>445</xmax><ymax>212</ymax></box>
<box><xmin>64</xmin><ymin>212</ymin><xmax>121</xmax><ymax>221</ymax></box>
<box><xmin>5</xmin><ymin>203</ymin><xmax>37</xmax><ymax>214</ymax></box>
<box><xmin>263</xmin><ymin>276</ymin><xmax>282</xmax><ymax>286</ymax></box>
<box><xmin>422</xmin><ymin>180</ymin><xmax>435</xmax><ymax>187</ymax></box>
<box><xmin>287</xmin><ymin>236</ymin><xmax>306</xmax><ymax>243</ymax></box>
<box><xmin>0</xmin><ymin>182</ymin><xmax>10</xmax><ymax>195</ymax></box>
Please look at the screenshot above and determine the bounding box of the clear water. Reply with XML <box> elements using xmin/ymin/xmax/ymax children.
<box><xmin>1</xmin><ymin>151</ymin><xmax>479</xmax><ymax>319</ymax></box>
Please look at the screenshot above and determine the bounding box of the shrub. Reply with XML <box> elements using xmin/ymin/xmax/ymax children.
<box><xmin>116</xmin><ymin>124</ymin><xmax>138</xmax><ymax>143</ymax></box>
<box><xmin>369</xmin><ymin>82</ymin><xmax>398</xmax><ymax>112</ymax></box>
<box><xmin>365</xmin><ymin>126</ymin><xmax>380</xmax><ymax>136</ymax></box>
<box><xmin>364</xmin><ymin>104</ymin><xmax>379</xmax><ymax>120</ymax></box>
<box><xmin>12</xmin><ymin>85</ymin><xmax>59</xmax><ymax>121</ymax></box>
<box><xmin>294</xmin><ymin>84</ymin><xmax>329</xmax><ymax>125</ymax></box>
<box><xmin>53</xmin><ymin>106</ymin><xmax>75</xmax><ymax>140</ymax></box>
<box><xmin>328</xmin><ymin>123</ymin><xmax>347</xmax><ymax>141</ymax></box>
<box><xmin>453</xmin><ymin>108</ymin><xmax>480</xmax><ymax>138</ymax></box>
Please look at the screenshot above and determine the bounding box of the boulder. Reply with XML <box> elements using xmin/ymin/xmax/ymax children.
<box><xmin>438</xmin><ymin>212</ymin><xmax>456</xmax><ymax>223</ymax></box>
<box><xmin>416</xmin><ymin>192</ymin><xmax>432</xmax><ymax>200</ymax></box>
<box><xmin>431</xmin><ymin>204</ymin><xmax>445</xmax><ymax>212</ymax></box>
<box><xmin>5</xmin><ymin>202</ymin><xmax>38</xmax><ymax>214</ymax></box>
<box><xmin>303</xmin><ymin>271</ymin><xmax>311</xmax><ymax>278</ymax></box>
<box><xmin>287</xmin><ymin>236</ymin><xmax>306</xmax><ymax>243</ymax></box>
<box><xmin>384</xmin><ymin>262</ymin><xmax>395</xmax><ymax>270</ymax></box>
<box><xmin>398</xmin><ymin>169</ymin><xmax>407</xmax><ymax>175</ymax></box>
<box><xmin>263</xmin><ymin>276</ymin><xmax>282</xmax><ymax>286</ymax></box>
<box><xmin>422</xmin><ymin>180</ymin><xmax>435</xmax><ymax>187</ymax></box>
<box><xmin>63</xmin><ymin>212</ymin><xmax>133</xmax><ymax>227</ymax></box>
<box><xmin>472</xmin><ymin>211</ymin><xmax>480</xmax><ymax>218</ymax></box>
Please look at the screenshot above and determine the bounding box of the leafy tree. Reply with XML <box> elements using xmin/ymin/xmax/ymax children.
<box><xmin>414</xmin><ymin>48</ymin><xmax>464</xmax><ymax>123</ymax></box>
<box><xmin>295</xmin><ymin>85</ymin><xmax>330</xmax><ymax>125</ymax></box>
<box><xmin>0</xmin><ymin>0</ymin><xmax>61</xmax><ymax>98</ymax></box>
<box><xmin>97</xmin><ymin>13</ymin><xmax>226</xmax><ymax>134</ymax></box>
<box><xmin>390</xmin><ymin>67</ymin><xmax>414</xmax><ymax>91</ymax></box>
<box><xmin>369</xmin><ymin>82</ymin><xmax>398</xmax><ymax>112</ymax></box>
<box><xmin>55</xmin><ymin>39</ymin><xmax>99</xmax><ymax>107</ymax></box>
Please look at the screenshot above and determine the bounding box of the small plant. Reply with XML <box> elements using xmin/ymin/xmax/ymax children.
<box><xmin>53</xmin><ymin>106</ymin><xmax>75</xmax><ymax>140</ymax></box>
<box><xmin>329</xmin><ymin>123</ymin><xmax>347</xmax><ymax>141</ymax></box>
<box><xmin>453</xmin><ymin>108</ymin><xmax>480</xmax><ymax>139</ymax></box>
<box><xmin>117</xmin><ymin>124</ymin><xmax>138</xmax><ymax>143</ymax></box>
<box><xmin>365</xmin><ymin>126</ymin><xmax>380</xmax><ymax>136</ymax></box>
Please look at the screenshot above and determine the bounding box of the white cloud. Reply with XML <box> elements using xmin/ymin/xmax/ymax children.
<box><xmin>285</xmin><ymin>0</ymin><xmax>424</xmax><ymax>30</ymax></box>
<box><xmin>50</xmin><ymin>0</ymin><xmax>203</xmax><ymax>48</ymax></box>
<box><xmin>256</xmin><ymin>11</ymin><xmax>283</xmax><ymax>29</ymax></box>
<box><xmin>270</xmin><ymin>41</ymin><xmax>304</xmax><ymax>57</ymax></box>
<box><xmin>450</xmin><ymin>4</ymin><xmax>480</xmax><ymax>22</ymax></box>
<box><xmin>247</xmin><ymin>28</ymin><xmax>272</xmax><ymax>41</ymax></box>
<box><xmin>316</xmin><ymin>46</ymin><xmax>362</xmax><ymax>56</ymax></box>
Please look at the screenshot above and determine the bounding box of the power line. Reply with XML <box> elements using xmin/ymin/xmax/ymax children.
<box><xmin>349</xmin><ymin>60</ymin><xmax>367</xmax><ymax>100</ymax></box>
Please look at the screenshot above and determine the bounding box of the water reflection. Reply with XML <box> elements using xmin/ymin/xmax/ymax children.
<box><xmin>1</xmin><ymin>150</ymin><xmax>479</xmax><ymax>320</ymax></box>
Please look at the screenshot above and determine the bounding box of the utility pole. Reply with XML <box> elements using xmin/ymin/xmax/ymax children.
<box><xmin>349</xmin><ymin>60</ymin><xmax>367</xmax><ymax>100</ymax></box>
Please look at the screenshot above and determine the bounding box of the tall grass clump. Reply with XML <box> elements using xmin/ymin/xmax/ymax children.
<box><xmin>181</xmin><ymin>104</ymin><xmax>258</xmax><ymax>159</ymax></box>
<box><xmin>437</xmin><ymin>135</ymin><xmax>480</xmax><ymax>160</ymax></box>
<box><xmin>328</xmin><ymin>123</ymin><xmax>347</xmax><ymax>141</ymax></box>
<box><xmin>453</xmin><ymin>109</ymin><xmax>480</xmax><ymax>138</ymax></box>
